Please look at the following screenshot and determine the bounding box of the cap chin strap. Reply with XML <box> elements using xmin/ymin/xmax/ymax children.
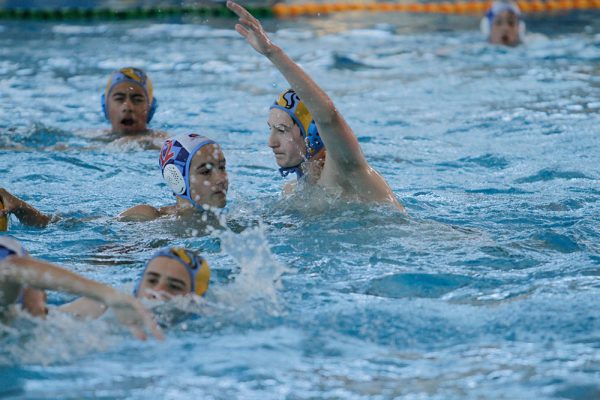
<box><xmin>279</xmin><ymin>164</ymin><xmax>304</xmax><ymax>178</ymax></box>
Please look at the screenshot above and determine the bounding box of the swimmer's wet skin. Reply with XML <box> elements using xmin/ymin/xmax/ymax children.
<box><xmin>227</xmin><ymin>0</ymin><xmax>405</xmax><ymax>212</ymax></box>
<box><xmin>119</xmin><ymin>133</ymin><xmax>229</xmax><ymax>221</ymax></box>
<box><xmin>0</xmin><ymin>236</ymin><xmax>163</xmax><ymax>341</ymax></box>
<box><xmin>0</xmin><ymin>188</ymin><xmax>51</xmax><ymax>227</ymax></box>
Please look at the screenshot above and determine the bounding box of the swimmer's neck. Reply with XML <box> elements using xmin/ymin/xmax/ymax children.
<box><xmin>110</xmin><ymin>128</ymin><xmax>154</xmax><ymax>137</ymax></box>
<box><xmin>174</xmin><ymin>198</ymin><xmax>222</xmax><ymax>215</ymax></box>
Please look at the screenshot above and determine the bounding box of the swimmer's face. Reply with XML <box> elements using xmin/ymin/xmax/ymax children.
<box><xmin>137</xmin><ymin>257</ymin><xmax>191</xmax><ymax>300</ymax></box>
<box><xmin>489</xmin><ymin>11</ymin><xmax>520</xmax><ymax>46</ymax></box>
<box><xmin>268</xmin><ymin>109</ymin><xmax>307</xmax><ymax>169</ymax></box>
<box><xmin>188</xmin><ymin>144</ymin><xmax>228</xmax><ymax>209</ymax></box>
<box><xmin>107</xmin><ymin>82</ymin><xmax>149</xmax><ymax>135</ymax></box>
<box><xmin>22</xmin><ymin>288</ymin><xmax>48</xmax><ymax>318</ymax></box>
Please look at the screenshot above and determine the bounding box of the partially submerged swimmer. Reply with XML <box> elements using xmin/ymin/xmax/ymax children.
<box><xmin>61</xmin><ymin>247</ymin><xmax>210</xmax><ymax>319</ymax></box>
<box><xmin>119</xmin><ymin>133</ymin><xmax>229</xmax><ymax>221</ymax></box>
<box><xmin>0</xmin><ymin>236</ymin><xmax>163</xmax><ymax>340</ymax></box>
<box><xmin>227</xmin><ymin>1</ymin><xmax>404</xmax><ymax>212</ymax></box>
<box><xmin>481</xmin><ymin>1</ymin><xmax>524</xmax><ymax>46</ymax></box>
<box><xmin>101</xmin><ymin>67</ymin><xmax>168</xmax><ymax>149</ymax></box>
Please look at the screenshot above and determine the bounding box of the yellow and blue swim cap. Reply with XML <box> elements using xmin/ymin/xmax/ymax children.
<box><xmin>270</xmin><ymin>89</ymin><xmax>324</xmax><ymax>161</ymax></box>
<box><xmin>133</xmin><ymin>247</ymin><xmax>211</xmax><ymax>297</ymax></box>
<box><xmin>159</xmin><ymin>133</ymin><xmax>217</xmax><ymax>209</ymax></box>
<box><xmin>101</xmin><ymin>67</ymin><xmax>158</xmax><ymax>122</ymax></box>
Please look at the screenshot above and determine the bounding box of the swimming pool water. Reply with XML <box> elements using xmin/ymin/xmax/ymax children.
<box><xmin>1</xmin><ymin>10</ymin><xmax>599</xmax><ymax>399</ymax></box>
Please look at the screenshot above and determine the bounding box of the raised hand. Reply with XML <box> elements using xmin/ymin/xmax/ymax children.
<box><xmin>227</xmin><ymin>1</ymin><xmax>277</xmax><ymax>56</ymax></box>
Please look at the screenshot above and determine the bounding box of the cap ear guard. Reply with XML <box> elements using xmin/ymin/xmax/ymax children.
<box><xmin>194</xmin><ymin>258</ymin><xmax>210</xmax><ymax>296</ymax></box>
<box><xmin>480</xmin><ymin>17</ymin><xmax>490</xmax><ymax>38</ymax></box>
<box><xmin>147</xmin><ymin>97</ymin><xmax>157</xmax><ymax>123</ymax></box>
<box><xmin>519</xmin><ymin>21</ymin><xmax>526</xmax><ymax>40</ymax></box>
<box><xmin>101</xmin><ymin>93</ymin><xmax>108</xmax><ymax>120</ymax></box>
<box><xmin>163</xmin><ymin>164</ymin><xmax>186</xmax><ymax>195</ymax></box>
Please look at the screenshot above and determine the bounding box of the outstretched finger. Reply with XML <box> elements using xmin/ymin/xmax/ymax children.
<box><xmin>235</xmin><ymin>24</ymin><xmax>250</xmax><ymax>38</ymax></box>
<box><xmin>239</xmin><ymin>17</ymin><xmax>258</xmax><ymax>31</ymax></box>
<box><xmin>227</xmin><ymin>0</ymin><xmax>253</xmax><ymax>20</ymax></box>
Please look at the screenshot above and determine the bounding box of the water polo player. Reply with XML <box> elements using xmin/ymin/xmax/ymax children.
<box><xmin>119</xmin><ymin>133</ymin><xmax>228</xmax><ymax>221</ymax></box>
<box><xmin>227</xmin><ymin>1</ymin><xmax>404</xmax><ymax>211</ymax></box>
<box><xmin>0</xmin><ymin>236</ymin><xmax>162</xmax><ymax>340</ymax></box>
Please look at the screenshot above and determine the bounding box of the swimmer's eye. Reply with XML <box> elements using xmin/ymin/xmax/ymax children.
<box><xmin>169</xmin><ymin>283</ymin><xmax>186</xmax><ymax>292</ymax></box>
<box><xmin>146</xmin><ymin>277</ymin><xmax>159</xmax><ymax>286</ymax></box>
<box><xmin>199</xmin><ymin>164</ymin><xmax>214</xmax><ymax>175</ymax></box>
<box><xmin>131</xmin><ymin>95</ymin><xmax>146</xmax><ymax>104</ymax></box>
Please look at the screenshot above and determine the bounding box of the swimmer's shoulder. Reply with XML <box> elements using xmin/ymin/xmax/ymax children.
<box><xmin>119</xmin><ymin>204</ymin><xmax>165</xmax><ymax>221</ymax></box>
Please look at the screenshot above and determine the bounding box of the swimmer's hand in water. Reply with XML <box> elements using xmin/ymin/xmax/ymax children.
<box><xmin>104</xmin><ymin>290</ymin><xmax>164</xmax><ymax>341</ymax></box>
<box><xmin>227</xmin><ymin>1</ymin><xmax>278</xmax><ymax>56</ymax></box>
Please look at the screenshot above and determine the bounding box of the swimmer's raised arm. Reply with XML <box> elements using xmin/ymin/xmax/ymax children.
<box><xmin>228</xmin><ymin>1</ymin><xmax>403</xmax><ymax>210</ymax></box>
<box><xmin>227</xmin><ymin>0</ymin><xmax>364</xmax><ymax>169</ymax></box>
<box><xmin>0</xmin><ymin>188</ymin><xmax>51</xmax><ymax>227</ymax></box>
<box><xmin>0</xmin><ymin>256</ymin><xmax>163</xmax><ymax>341</ymax></box>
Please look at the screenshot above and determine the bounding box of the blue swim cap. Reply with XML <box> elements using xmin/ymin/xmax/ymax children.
<box><xmin>133</xmin><ymin>247</ymin><xmax>211</xmax><ymax>297</ymax></box>
<box><xmin>159</xmin><ymin>133</ymin><xmax>217</xmax><ymax>209</ymax></box>
<box><xmin>101</xmin><ymin>67</ymin><xmax>158</xmax><ymax>123</ymax></box>
<box><xmin>270</xmin><ymin>89</ymin><xmax>324</xmax><ymax>178</ymax></box>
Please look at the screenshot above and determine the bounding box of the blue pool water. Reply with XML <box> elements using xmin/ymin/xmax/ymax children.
<box><xmin>1</xmin><ymin>10</ymin><xmax>599</xmax><ymax>399</ymax></box>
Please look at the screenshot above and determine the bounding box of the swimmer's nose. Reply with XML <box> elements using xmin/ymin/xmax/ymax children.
<box><xmin>268</xmin><ymin>131</ymin><xmax>278</xmax><ymax>148</ymax></box>
<box><xmin>215</xmin><ymin>171</ymin><xmax>229</xmax><ymax>189</ymax></box>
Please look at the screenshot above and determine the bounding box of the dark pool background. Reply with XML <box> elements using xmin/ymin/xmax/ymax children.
<box><xmin>0</xmin><ymin>10</ymin><xmax>599</xmax><ymax>399</ymax></box>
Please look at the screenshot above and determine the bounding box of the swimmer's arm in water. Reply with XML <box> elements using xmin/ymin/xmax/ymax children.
<box><xmin>227</xmin><ymin>1</ymin><xmax>365</xmax><ymax>171</ymax></box>
<box><xmin>59</xmin><ymin>297</ymin><xmax>107</xmax><ymax>319</ymax></box>
<box><xmin>0</xmin><ymin>256</ymin><xmax>163</xmax><ymax>340</ymax></box>
<box><xmin>0</xmin><ymin>188</ymin><xmax>52</xmax><ymax>227</ymax></box>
